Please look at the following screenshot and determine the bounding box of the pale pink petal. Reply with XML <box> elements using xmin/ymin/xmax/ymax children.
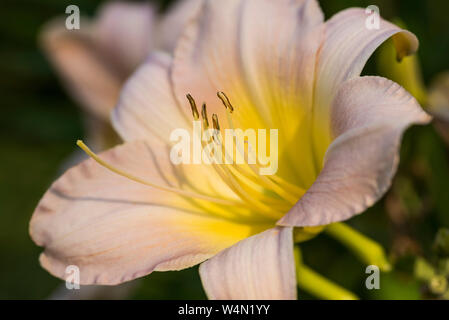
<box><xmin>111</xmin><ymin>52</ymin><xmax>190</xmax><ymax>144</ymax></box>
<box><xmin>40</xmin><ymin>2</ymin><xmax>156</xmax><ymax>120</ymax></box>
<box><xmin>154</xmin><ymin>0</ymin><xmax>203</xmax><ymax>52</ymax></box>
<box><xmin>312</xmin><ymin>8</ymin><xmax>419</xmax><ymax>162</ymax></box>
<box><xmin>30</xmin><ymin>141</ymin><xmax>266</xmax><ymax>285</ymax></box>
<box><xmin>172</xmin><ymin>0</ymin><xmax>324</xmax><ymax>187</ymax></box>
<box><xmin>279</xmin><ymin>77</ymin><xmax>431</xmax><ymax>227</ymax></box>
<box><xmin>40</xmin><ymin>20</ymin><xmax>121</xmax><ymax>121</ymax></box>
<box><xmin>95</xmin><ymin>1</ymin><xmax>156</xmax><ymax>75</ymax></box>
<box><xmin>173</xmin><ymin>0</ymin><xmax>323</xmax><ymax>123</ymax></box>
<box><xmin>199</xmin><ymin>227</ymin><xmax>296</xmax><ymax>300</ymax></box>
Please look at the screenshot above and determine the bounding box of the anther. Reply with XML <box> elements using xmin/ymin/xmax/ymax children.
<box><xmin>186</xmin><ymin>94</ymin><xmax>199</xmax><ymax>120</ymax></box>
<box><xmin>217</xmin><ymin>92</ymin><xmax>234</xmax><ymax>113</ymax></box>
<box><xmin>211</xmin><ymin>114</ymin><xmax>223</xmax><ymax>145</ymax></box>
<box><xmin>201</xmin><ymin>103</ymin><xmax>209</xmax><ymax>128</ymax></box>
<box><xmin>212</xmin><ymin>114</ymin><xmax>220</xmax><ymax>131</ymax></box>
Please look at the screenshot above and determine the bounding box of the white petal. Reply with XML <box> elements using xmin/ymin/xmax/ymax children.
<box><xmin>40</xmin><ymin>19</ymin><xmax>121</xmax><ymax>120</ymax></box>
<box><xmin>112</xmin><ymin>52</ymin><xmax>189</xmax><ymax>144</ymax></box>
<box><xmin>199</xmin><ymin>227</ymin><xmax>296</xmax><ymax>300</ymax></box>
<box><xmin>279</xmin><ymin>77</ymin><xmax>431</xmax><ymax>227</ymax></box>
<box><xmin>30</xmin><ymin>141</ymin><xmax>265</xmax><ymax>285</ymax></box>
<box><xmin>313</xmin><ymin>8</ymin><xmax>419</xmax><ymax>162</ymax></box>
<box><xmin>154</xmin><ymin>0</ymin><xmax>204</xmax><ymax>52</ymax></box>
<box><xmin>95</xmin><ymin>1</ymin><xmax>156</xmax><ymax>74</ymax></box>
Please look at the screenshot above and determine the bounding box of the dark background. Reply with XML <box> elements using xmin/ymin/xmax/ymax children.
<box><xmin>1</xmin><ymin>0</ymin><xmax>448</xmax><ymax>299</ymax></box>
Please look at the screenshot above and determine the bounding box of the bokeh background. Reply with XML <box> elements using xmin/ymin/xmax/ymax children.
<box><xmin>1</xmin><ymin>0</ymin><xmax>449</xmax><ymax>299</ymax></box>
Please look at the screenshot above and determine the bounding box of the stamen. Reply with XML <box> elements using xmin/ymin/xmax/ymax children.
<box><xmin>204</xmin><ymin>120</ymin><xmax>292</xmax><ymax>217</ymax></box>
<box><xmin>186</xmin><ymin>94</ymin><xmax>199</xmax><ymax>120</ymax></box>
<box><xmin>211</xmin><ymin>114</ymin><xmax>221</xmax><ymax>144</ymax></box>
<box><xmin>200</xmin><ymin>124</ymin><xmax>283</xmax><ymax>219</ymax></box>
<box><xmin>217</xmin><ymin>92</ymin><xmax>234</xmax><ymax>113</ymax></box>
<box><xmin>225</xmin><ymin>164</ymin><xmax>292</xmax><ymax>210</ymax></box>
<box><xmin>201</xmin><ymin>103</ymin><xmax>209</xmax><ymax>128</ymax></box>
<box><xmin>218</xmin><ymin>109</ymin><xmax>304</xmax><ymax>204</ymax></box>
<box><xmin>76</xmin><ymin>140</ymin><xmax>244</xmax><ymax>207</ymax></box>
<box><xmin>180</xmin><ymin>91</ymin><xmax>305</xmax><ymax>219</ymax></box>
<box><xmin>268</xmin><ymin>174</ymin><xmax>306</xmax><ymax>197</ymax></box>
<box><xmin>213</xmin><ymin>163</ymin><xmax>283</xmax><ymax>220</ymax></box>
<box><xmin>230</xmin><ymin>143</ymin><xmax>300</xmax><ymax>205</ymax></box>
<box><xmin>212</xmin><ymin>114</ymin><xmax>220</xmax><ymax>131</ymax></box>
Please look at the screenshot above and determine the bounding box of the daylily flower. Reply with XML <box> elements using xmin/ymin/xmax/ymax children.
<box><xmin>41</xmin><ymin>0</ymin><xmax>202</xmax><ymax>151</ymax></box>
<box><xmin>30</xmin><ymin>0</ymin><xmax>431</xmax><ymax>299</ymax></box>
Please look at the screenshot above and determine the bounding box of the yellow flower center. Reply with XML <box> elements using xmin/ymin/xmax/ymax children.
<box><xmin>77</xmin><ymin>92</ymin><xmax>326</xmax><ymax>241</ymax></box>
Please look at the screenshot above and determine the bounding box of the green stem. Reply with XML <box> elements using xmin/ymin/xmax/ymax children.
<box><xmin>295</xmin><ymin>247</ymin><xmax>359</xmax><ymax>300</ymax></box>
<box><xmin>325</xmin><ymin>223</ymin><xmax>392</xmax><ymax>272</ymax></box>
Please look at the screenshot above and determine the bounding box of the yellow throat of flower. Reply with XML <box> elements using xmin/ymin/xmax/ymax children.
<box><xmin>77</xmin><ymin>92</ymin><xmax>325</xmax><ymax>241</ymax></box>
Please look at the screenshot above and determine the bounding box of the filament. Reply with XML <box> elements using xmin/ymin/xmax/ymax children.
<box><xmin>76</xmin><ymin>140</ymin><xmax>244</xmax><ymax>207</ymax></box>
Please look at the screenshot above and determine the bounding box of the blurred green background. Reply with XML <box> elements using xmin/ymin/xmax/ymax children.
<box><xmin>1</xmin><ymin>0</ymin><xmax>448</xmax><ymax>299</ymax></box>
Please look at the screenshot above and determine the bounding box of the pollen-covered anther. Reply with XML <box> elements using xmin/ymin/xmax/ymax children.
<box><xmin>186</xmin><ymin>93</ymin><xmax>199</xmax><ymax>120</ymax></box>
<box><xmin>211</xmin><ymin>114</ymin><xmax>221</xmax><ymax>144</ymax></box>
<box><xmin>212</xmin><ymin>114</ymin><xmax>220</xmax><ymax>131</ymax></box>
<box><xmin>201</xmin><ymin>103</ymin><xmax>209</xmax><ymax>128</ymax></box>
<box><xmin>217</xmin><ymin>91</ymin><xmax>235</xmax><ymax>113</ymax></box>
